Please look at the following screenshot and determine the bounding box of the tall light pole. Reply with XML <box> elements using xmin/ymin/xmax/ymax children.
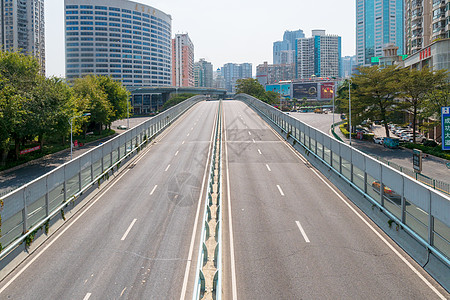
<box><xmin>332</xmin><ymin>82</ymin><xmax>336</xmax><ymax>129</ymax></box>
<box><xmin>348</xmin><ymin>80</ymin><xmax>352</xmax><ymax>146</ymax></box>
<box><xmin>127</xmin><ymin>97</ymin><xmax>130</xmax><ymax>129</ymax></box>
<box><xmin>70</xmin><ymin>113</ymin><xmax>91</xmax><ymax>160</ymax></box>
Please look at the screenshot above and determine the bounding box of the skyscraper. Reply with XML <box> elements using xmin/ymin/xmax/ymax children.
<box><xmin>221</xmin><ymin>63</ymin><xmax>252</xmax><ymax>93</ymax></box>
<box><xmin>194</xmin><ymin>58</ymin><xmax>213</xmax><ymax>88</ymax></box>
<box><xmin>356</xmin><ymin>0</ymin><xmax>404</xmax><ymax>66</ymax></box>
<box><xmin>172</xmin><ymin>33</ymin><xmax>194</xmax><ymax>87</ymax></box>
<box><xmin>273</xmin><ymin>29</ymin><xmax>305</xmax><ymax>64</ymax></box>
<box><xmin>64</xmin><ymin>0</ymin><xmax>172</xmax><ymax>86</ymax></box>
<box><xmin>404</xmin><ymin>0</ymin><xmax>449</xmax><ymax>55</ymax></box>
<box><xmin>296</xmin><ymin>30</ymin><xmax>341</xmax><ymax>79</ymax></box>
<box><xmin>0</xmin><ymin>0</ymin><xmax>45</xmax><ymax>73</ymax></box>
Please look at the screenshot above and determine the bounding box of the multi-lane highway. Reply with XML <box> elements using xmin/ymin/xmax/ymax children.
<box><xmin>0</xmin><ymin>101</ymin><xmax>219</xmax><ymax>299</ymax></box>
<box><xmin>0</xmin><ymin>99</ymin><xmax>448</xmax><ymax>299</ymax></box>
<box><xmin>221</xmin><ymin>100</ymin><xmax>448</xmax><ymax>299</ymax></box>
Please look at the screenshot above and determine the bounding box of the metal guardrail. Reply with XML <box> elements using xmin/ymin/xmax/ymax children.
<box><xmin>0</xmin><ymin>96</ymin><xmax>205</xmax><ymax>258</ymax></box>
<box><xmin>192</xmin><ymin>101</ymin><xmax>222</xmax><ymax>300</ymax></box>
<box><xmin>370</xmin><ymin>154</ymin><xmax>450</xmax><ymax>196</ymax></box>
<box><xmin>235</xmin><ymin>93</ymin><xmax>450</xmax><ymax>267</ymax></box>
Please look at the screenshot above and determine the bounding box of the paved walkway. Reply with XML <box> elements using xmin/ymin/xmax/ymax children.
<box><xmin>0</xmin><ymin>117</ymin><xmax>151</xmax><ymax>196</ymax></box>
<box><xmin>332</xmin><ymin>123</ymin><xmax>450</xmax><ymax>185</ymax></box>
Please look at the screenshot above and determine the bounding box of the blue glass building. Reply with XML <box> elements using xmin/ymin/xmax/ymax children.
<box><xmin>356</xmin><ymin>0</ymin><xmax>404</xmax><ymax>66</ymax></box>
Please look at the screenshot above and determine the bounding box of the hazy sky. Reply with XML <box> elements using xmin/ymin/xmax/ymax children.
<box><xmin>45</xmin><ymin>0</ymin><xmax>356</xmax><ymax>77</ymax></box>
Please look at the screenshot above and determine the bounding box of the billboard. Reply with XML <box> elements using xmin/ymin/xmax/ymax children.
<box><xmin>292</xmin><ymin>83</ymin><xmax>318</xmax><ymax>99</ymax></box>
<box><xmin>320</xmin><ymin>83</ymin><xmax>334</xmax><ymax>99</ymax></box>
<box><xmin>442</xmin><ymin>106</ymin><xmax>450</xmax><ymax>150</ymax></box>
<box><xmin>266</xmin><ymin>84</ymin><xmax>290</xmax><ymax>97</ymax></box>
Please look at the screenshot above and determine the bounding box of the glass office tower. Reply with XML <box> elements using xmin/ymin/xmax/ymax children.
<box><xmin>356</xmin><ymin>0</ymin><xmax>404</xmax><ymax>66</ymax></box>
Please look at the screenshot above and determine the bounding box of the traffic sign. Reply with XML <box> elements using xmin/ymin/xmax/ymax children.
<box><xmin>442</xmin><ymin>106</ymin><xmax>450</xmax><ymax>151</ymax></box>
<box><xmin>413</xmin><ymin>149</ymin><xmax>422</xmax><ymax>173</ymax></box>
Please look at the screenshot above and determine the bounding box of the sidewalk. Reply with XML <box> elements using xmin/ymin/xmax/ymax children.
<box><xmin>0</xmin><ymin>117</ymin><xmax>151</xmax><ymax>196</ymax></box>
<box><xmin>331</xmin><ymin>124</ymin><xmax>450</xmax><ymax>186</ymax></box>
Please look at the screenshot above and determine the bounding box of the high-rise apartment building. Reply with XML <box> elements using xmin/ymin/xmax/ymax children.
<box><xmin>296</xmin><ymin>30</ymin><xmax>341</xmax><ymax>79</ymax></box>
<box><xmin>194</xmin><ymin>58</ymin><xmax>213</xmax><ymax>87</ymax></box>
<box><xmin>356</xmin><ymin>0</ymin><xmax>404</xmax><ymax>66</ymax></box>
<box><xmin>64</xmin><ymin>0</ymin><xmax>172</xmax><ymax>87</ymax></box>
<box><xmin>256</xmin><ymin>62</ymin><xmax>295</xmax><ymax>85</ymax></box>
<box><xmin>273</xmin><ymin>29</ymin><xmax>305</xmax><ymax>64</ymax></box>
<box><xmin>221</xmin><ymin>63</ymin><xmax>252</xmax><ymax>93</ymax></box>
<box><xmin>341</xmin><ymin>55</ymin><xmax>356</xmax><ymax>78</ymax></box>
<box><xmin>405</xmin><ymin>0</ymin><xmax>449</xmax><ymax>55</ymax></box>
<box><xmin>0</xmin><ymin>0</ymin><xmax>45</xmax><ymax>73</ymax></box>
<box><xmin>172</xmin><ymin>33</ymin><xmax>194</xmax><ymax>87</ymax></box>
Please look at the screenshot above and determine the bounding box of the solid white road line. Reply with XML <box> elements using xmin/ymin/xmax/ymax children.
<box><xmin>165</xmin><ymin>164</ymin><xmax>170</xmax><ymax>172</ymax></box>
<box><xmin>175</xmin><ymin>150</ymin><xmax>179</xmax><ymax>156</ymax></box>
<box><xmin>179</xmin><ymin>103</ymin><xmax>218</xmax><ymax>300</ymax></box>
<box><xmin>273</xmin><ymin>125</ymin><xmax>447</xmax><ymax>300</ymax></box>
<box><xmin>83</xmin><ymin>293</ymin><xmax>92</xmax><ymax>300</ymax></box>
<box><xmin>258</xmin><ymin>149</ymin><xmax>262</xmax><ymax>155</ymax></box>
<box><xmin>150</xmin><ymin>185</ymin><xmax>157</xmax><ymax>195</ymax></box>
<box><xmin>295</xmin><ymin>221</ymin><xmax>310</xmax><ymax>243</ymax></box>
<box><xmin>121</xmin><ymin>219</ymin><xmax>137</xmax><ymax>241</ymax></box>
<box><xmin>266</xmin><ymin>164</ymin><xmax>271</xmax><ymax>172</ymax></box>
<box><xmin>277</xmin><ymin>185</ymin><xmax>285</xmax><ymax>196</ymax></box>
<box><xmin>0</xmin><ymin>168</ymin><xmax>132</xmax><ymax>295</ymax></box>
<box><xmin>225</xmin><ymin>106</ymin><xmax>238</xmax><ymax>300</ymax></box>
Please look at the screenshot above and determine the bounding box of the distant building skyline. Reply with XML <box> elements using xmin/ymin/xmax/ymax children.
<box><xmin>296</xmin><ymin>30</ymin><xmax>341</xmax><ymax>79</ymax></box>
<box><xmin>0</xmin><ymin>0</ymin><xmax>46</xmax><ymax>73</ymax></box>
<box><xmin>194</xmin><ymin>58</ymin><xmax>213</xmax><ymax>88</ymax></box>
<box><xmin>256</xmin><ymin>62</ymin><xmax>295</xmax><ymax>85</ymax></box>
<box><xmin>221</xmin><ymin>62</ymin><xmax>252</xmax><ymax>93</ymax></box>
<box><xmin>273</xmin><ymin>29</ymin><xmax>305</xmax><ymax>65</ymax></box>
<box><xmin>172</xmin><ymin>33</ymin><xmax>194</xmax><ymax>87</ymax></box>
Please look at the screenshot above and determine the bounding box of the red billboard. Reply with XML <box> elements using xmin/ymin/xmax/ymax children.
<box><xmin>320</xmin><ymin>83</ymin><xmax>334</xmax><ymax>99</ymax></box>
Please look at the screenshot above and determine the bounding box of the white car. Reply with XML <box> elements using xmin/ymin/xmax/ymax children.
<box><xmin>373</xmin><ymin>136</ymin><xmax>384</xmax><ymax>144</ymax></box>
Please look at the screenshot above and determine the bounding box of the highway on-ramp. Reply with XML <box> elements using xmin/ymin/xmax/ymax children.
<box><xmin>0</xmin><ymin>101</ymin><xmax>219</xmax><ymax>299</ymax></box>
<box><xmin>222</xmin><ymin>100</ymin><xmax>448</xmax><ymax>299</ymax></box>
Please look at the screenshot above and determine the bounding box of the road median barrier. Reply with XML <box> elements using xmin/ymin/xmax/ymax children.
<box><xmin>193</xmin><ymin>100</ymin><xmax>223</xmax><ymax>300</ymax></box>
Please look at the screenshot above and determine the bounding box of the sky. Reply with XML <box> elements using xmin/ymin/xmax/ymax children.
<box><xmin>45</xmin><ymin>0</ymin><xmax>356</xmax><ymax>77</ymax></box>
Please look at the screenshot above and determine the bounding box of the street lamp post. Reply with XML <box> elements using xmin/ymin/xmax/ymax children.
<box><xmin>127</xmin><ymin>98</ymin><xmax>130</xmax><ymax>130</ymax></box>
<box><xmin>70</xmin><ymin>113</ymin><xmax>91</xmax><ymax>160</ymax></box>
<box><xmin>348</xmin><ymin>80</ymin><xmax>352</xmax><ymax>145</ymax></box>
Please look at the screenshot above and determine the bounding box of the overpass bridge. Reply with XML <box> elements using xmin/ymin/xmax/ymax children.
<box><xmin>0</xmin><ymin>96</ymin><xmax>448</xmax><ymax>299</ymax></box>
<box><xmin>128</xmin><ymin>86</ymin><xmax>227</xmax><ymax>115</ymax></box>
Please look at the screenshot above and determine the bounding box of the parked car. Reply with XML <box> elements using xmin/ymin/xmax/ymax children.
<box><xmin>117</xmin><ymin>125</ymin><xmax>127</xmax><ymax>130</ymax></box>
<box><xmin>372</xmin><ymin>181</ymin><xmax>402</xmax><ymax>205</ymax></box>
<box><xmin>383</xmin><ymin>137</ymin><xmax>400</xmax><ymax>148</ymax></box>
<box><xmin>373</xmin><ymin>136</ymin><xmax>384</xmax><ymax>144</ymax></box>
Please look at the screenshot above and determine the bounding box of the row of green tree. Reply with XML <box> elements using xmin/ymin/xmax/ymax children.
<box><xmin>235</xmin><ymin>78</ymin><xmax>281</xmax><ymax>105</ymax></box>
<box><xmin>235</xmin><ymin>66</ymin><xmax>449</xmax><ymax>144</ymax></box>
<box><xmin>335</xmin><ymin>65</ymin><xmax>449</xmax><ymax>143</ymax></box>
<box><xmin>0</xmin><ymin>51</ymin><xmax>130</xmax><ymax>163</ymax></box>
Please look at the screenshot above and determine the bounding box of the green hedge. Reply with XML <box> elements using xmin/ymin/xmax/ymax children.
<box><xmin>339</xmin><ymin>123</ymin><xmax>374</xmax><ymax>141</ymax></box>
<box><xmin>402</xmin><ymin>143</ymin><xmax>450</xmax><ymax>160</ymax></box>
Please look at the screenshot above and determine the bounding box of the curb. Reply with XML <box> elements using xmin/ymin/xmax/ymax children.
<box><xmin>0</xmin><ymin>133</ymin><xmax>119</xmax><ymax>177</ymax></box>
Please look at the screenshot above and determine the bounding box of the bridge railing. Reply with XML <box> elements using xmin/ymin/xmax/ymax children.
<box><xmin>0</xmin><ymin>96</ymin><xmax>205</xmax><ymax>258</ymax></box>
<box><xmin>235</xmin><ymin>93</ymin><xmax>450</xmax><ymax>268</ymax></box>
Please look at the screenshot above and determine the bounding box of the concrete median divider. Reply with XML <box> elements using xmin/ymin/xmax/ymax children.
<box><xmin>192</xmin><ymin>100</ymin><xmax>223</xmax><ymax>300</ymax></box>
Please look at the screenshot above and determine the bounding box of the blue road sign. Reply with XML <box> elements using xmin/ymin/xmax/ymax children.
<box><xmin>442</xmin><ymin>107</ymin><xmax>450</xmax><ymax>151</ymax></box>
